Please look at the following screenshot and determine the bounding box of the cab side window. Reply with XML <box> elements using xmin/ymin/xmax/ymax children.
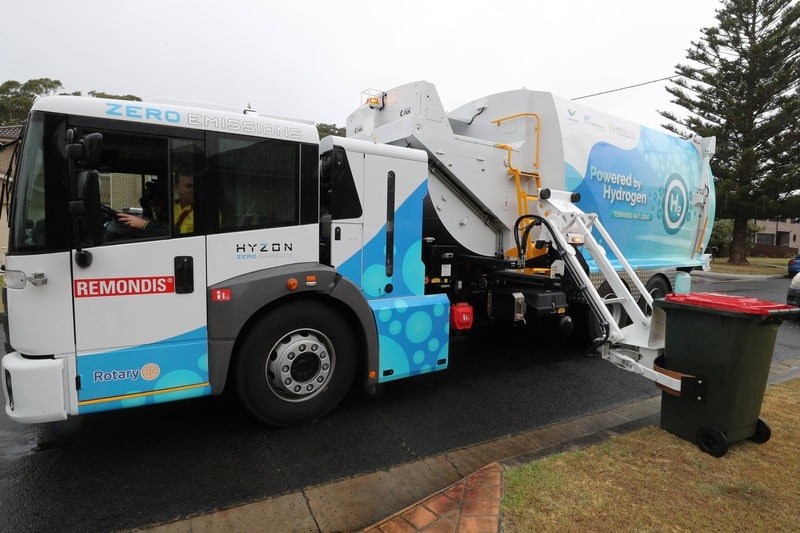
<box><xmin>95</xmin><ymin>132</ymin><xmax>172</xmax><ymax>243</ymax></box>
<box><xmin>207</xmin><ymin>134</ymin><xmax>300</xmax><ymax>233</ymax></box>
<box><xmin>80</xmin><ymin>128</ymin><xmax>203</xmax><ymax>244</ymax></box>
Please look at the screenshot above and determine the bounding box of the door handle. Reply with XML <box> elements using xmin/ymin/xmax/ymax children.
<box><xmin>174</xmin><ymin>256</ymin><xmax>194</xmax><ymax>294</ymax></box>
<box><xmin>26</xmin><ymin>272</ymin><xmax>48</xmax><ymax>286</ymax></box>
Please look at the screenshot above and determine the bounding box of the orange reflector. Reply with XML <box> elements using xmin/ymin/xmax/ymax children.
<box><xmin>305</xmin><ymin>275</ymin><xmax>317</xmax><ymax>287</ymax></box>
<box><xmin>286</xmin><ymin>278</ymin><xmax>298</xmax><ymax>290</ymax></box>
<box><xmin>363</xmin><ymin>89</ymin><xmax>385</xmax><ymax>110</ymax></box>
<box><xmin>369</xmin><ymin>370</ymin><xmax>377</xmax><ymax>379</ymax></box>
<box><xmin>567</xmin><ymin>232</ymin><xmax>585</xmax><ymax>245</ymax></box>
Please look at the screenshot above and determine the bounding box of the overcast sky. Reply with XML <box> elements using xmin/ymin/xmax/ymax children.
<box><xmin>3</xmin><ymin>1</ymin><xmax>721</xmax><ymax>131</ymax></box>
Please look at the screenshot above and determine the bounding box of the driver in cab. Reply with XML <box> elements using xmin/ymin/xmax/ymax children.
<box><xmin>117</xmin><ymin>166</ymin><xmax>194</xmax><ymax>235</ymax></box>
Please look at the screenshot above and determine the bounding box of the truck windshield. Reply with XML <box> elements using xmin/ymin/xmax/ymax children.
<box><xmin>9</xmin><ymin>111</ymin><xmax>71</xmax><ymax>253</ymax></box>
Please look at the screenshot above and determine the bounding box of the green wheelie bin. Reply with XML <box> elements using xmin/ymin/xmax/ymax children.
<box><xmin>653</xmin><ymin>293</ymin><xmax>799</xmax><ymax>457</ymax></box>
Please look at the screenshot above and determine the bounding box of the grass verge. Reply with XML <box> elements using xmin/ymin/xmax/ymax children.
<box><xmin>502</xmin><ymin>377</ymin><xmax>800</xmax><ymax>531</ymax></box>
<box><xmin>709</xmin><ymin>256</ymin><xmax>790</xmax><ymax>276</ymax></box>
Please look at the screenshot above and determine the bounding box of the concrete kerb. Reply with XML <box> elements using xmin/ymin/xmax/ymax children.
<box><xmin>140</xmin><ymin>356</ymin><xmax>800</xmax><ymax>533</ymax></box>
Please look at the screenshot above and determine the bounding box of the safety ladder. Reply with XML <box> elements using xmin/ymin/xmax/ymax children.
<box><xmin>492</xmin><ymin>113</ymin><xmax>543</xmax><ymax>262</ymax></box>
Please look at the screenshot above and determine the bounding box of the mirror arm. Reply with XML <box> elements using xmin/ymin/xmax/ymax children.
<box><xmin>65</xmin><ymin>128</ymin><xmax>93</xmax><ymax>267</ymax></box>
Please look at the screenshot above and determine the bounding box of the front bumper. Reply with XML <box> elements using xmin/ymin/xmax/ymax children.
<box><xmin>788</xmin><ymin>287</ymin><xmax>800</xmax><ymax>308</ymax></box>
<box><xmin>2</xmin><ymin>352</ymin><xmax>68</xmax><ymax>423</ymax></box>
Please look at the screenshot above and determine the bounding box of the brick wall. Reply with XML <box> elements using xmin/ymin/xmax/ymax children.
<box><xmin>0</xmin><ymin>149</ymin><xmax>14</xmax><ymax>176</ymax></box>
<box><xmin>0</xmin><ymin>135</ymin><xmax>15</xmax><ymax>258</ymax></box>
<box><xmin>108</xmin><ymin>173</ymin><xmax>144</xmax><ymax>211</ymax></box>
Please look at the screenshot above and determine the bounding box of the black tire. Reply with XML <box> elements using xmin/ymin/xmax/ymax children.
<box><xmin>748</xmin><ymin>418</ymin><xmax>771</xmax><ymax>444</ymax></box>
<box><xmin>638</xmin><ymin>275</ymin><xmax>671</xmax><ymax>316</ymax></box>
<box><xmin>235</xmin><ymin>300</ymin><xmax>357</xmax><ymax>426</ymax></box>
<box><xmin>697</xmin><ymin>426</ymin><xmax>728</xmax><ymax>457</ymax></box>
<box><xmin>588</xmin><ymin>281</ymin><xmax>631</xmax><ymax>341</ymax></box>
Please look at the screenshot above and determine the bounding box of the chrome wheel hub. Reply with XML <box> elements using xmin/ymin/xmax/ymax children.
<box><xmin>266</xmin><ymin>329</ymin><xmax>334</xmax><ymax>402</ymax></box>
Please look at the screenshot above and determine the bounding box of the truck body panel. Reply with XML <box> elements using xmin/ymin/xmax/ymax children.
<box><xmin>347</xmin><ymin>81</ymin><xmax>714</xmax><ymax>271</ymax></box>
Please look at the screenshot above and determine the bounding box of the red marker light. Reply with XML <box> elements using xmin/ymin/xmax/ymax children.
<box><xmin>212</xmin><ymin>288</ymin><xmax>231</xmax><ymax>302</ymax></box>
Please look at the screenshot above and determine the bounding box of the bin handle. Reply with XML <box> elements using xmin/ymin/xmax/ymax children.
<box><xmin>653</xmin><ymin>355</ymin><xmax>706</xmax><ymax>402</ymax></box>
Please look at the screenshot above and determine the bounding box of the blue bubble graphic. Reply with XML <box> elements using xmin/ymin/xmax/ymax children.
<box><xmin>389</xmin><ymin>320</ymin><xmax>402</xmax><ymax>335</ymax></box>
<box><xmin>153</xmin><ymin>370</ymin><xmax>204</xmax><ymax>403</ymax></box>
<box><xmin>402</xmin><ymin>240</ymin><xmax>424</xmax><ymax>295</ymax></box>
<box><xmin>363</xmin><ymin>264</ymin><xmax>390</xmax><ymax>297</ymax></box>
<box><xmin>120</xmin><ymin>395</ymin><xmax>148</xmax><ymax>408</ymax></box>
<box><xmin>428</xmin><ymin>337</ymin><xmax>440</xmax><ymax>352</ymax></box>
<box><xmin>379</xmin><ymin>308</ymin><xmax>392</xmax><ymax>322</ymax></box>
<box><xmin>438</xmin><ymin>343</ymin><xmax>449</xmax><ymax>366</ymax></box>
<box><xmin>406</xmin><ymin>312</ymin><xmax>432</xmax><ymax>343</ymax></box>
<box><xmin>378</xmin><ymin>335</ymin><xmax>410</xmax><ymax>377</ymax></box>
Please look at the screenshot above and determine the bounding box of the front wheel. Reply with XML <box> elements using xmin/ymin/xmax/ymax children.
<box><xmin>235</xmin><ymin>301</ymin><xmax>357</xmax><ymax>426</ymax></box>
<box><xmin>697</xmin><ymin>426</ymin><xmax>728</xmax><ymax>457</ymax></box>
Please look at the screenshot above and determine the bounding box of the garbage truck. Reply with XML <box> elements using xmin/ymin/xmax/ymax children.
<box><xmin>1</xmin><ymin>80</ymin><xmax>715</xmax><ymax>426</ymax></box>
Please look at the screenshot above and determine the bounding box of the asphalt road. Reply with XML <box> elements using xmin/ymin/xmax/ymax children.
<box><xmin>0</xmin><ymin>275</ymin><xmax>797</xmax><ymax>532</ymax></box>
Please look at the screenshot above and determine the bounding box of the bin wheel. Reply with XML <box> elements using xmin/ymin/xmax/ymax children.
<box><xmin>697</xmin><ymin>426</ymin><xmax>728</xmax><ymax>457</ymax></box>
<box><xmin>748</xmin><ymin>418</ymin><xmax>771</xmax><ymax>444</ymax></box>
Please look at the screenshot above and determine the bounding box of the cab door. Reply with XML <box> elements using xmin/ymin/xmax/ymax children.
<box><xmin>321</xmin><ymin>141</ymin><xmax>365</xmax><ymax>285</ymax></box>
<box><xmin>71</xmin><ymin>130</ymin><xmax>210</xmax><ymax>414</ymax></box>
<box><xmin>73</xmin><ymin>238</ymin><xmax>208</xmax><ymax>414</ymax></box>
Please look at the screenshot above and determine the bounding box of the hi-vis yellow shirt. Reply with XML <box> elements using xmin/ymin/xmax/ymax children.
<box><xmin>173</xmin><ymin>202</ymin><xmax>194</xmax><ymax>234</ymax></box>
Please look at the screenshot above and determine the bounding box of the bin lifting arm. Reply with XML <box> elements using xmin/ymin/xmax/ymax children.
<box><xmin>533</xmin><ymin>188</ymin><xmax>683</xmax><ymax>394</ymax></box>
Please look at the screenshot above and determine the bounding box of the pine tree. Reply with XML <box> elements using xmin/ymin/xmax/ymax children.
<box><xmin>661</xmin><ymin>0</ymin><xmax>800</xmax><ymax>265</ymax></box>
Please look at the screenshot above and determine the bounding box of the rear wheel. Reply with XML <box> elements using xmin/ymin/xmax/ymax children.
<box><xmin>235</xmin><ymin>301</ymin><xmax>357</xmax><ymax>426</ymax></box>
<box><xmin>748</xmin><ymin>418</ymin><xmax>771</xmax><ymax>444</ymax></box>
<box><xmin>638</xmin><ymin>275</ymin><xmax>671</xmax><ymax>316</ymax></box>
<box><xmin>588</xmin><ymin>281</ymin><xmax>630</xmax><ymax>341</ymax></box>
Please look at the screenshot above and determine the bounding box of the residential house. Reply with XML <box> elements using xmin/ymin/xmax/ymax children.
<box><xmin>753</xmin><ymin>217</ymin><xmax>800</xmax><ymax>256</ymax></box>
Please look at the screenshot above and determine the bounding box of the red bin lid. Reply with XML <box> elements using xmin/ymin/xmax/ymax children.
<box><xmin>665</xmin><ymin>292</ymin><xmax>794</xmax><ymax>316</ymax></box>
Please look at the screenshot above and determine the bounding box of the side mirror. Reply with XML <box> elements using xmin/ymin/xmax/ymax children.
<box><xmin>81</xmin><ymin>133</ymin><xmax>103</xmax><ymax>168</ymax></box>
<box><xmin>66</xmin><ymin>131</ymin><xmax>103</xmax><ymax>167</ymax></box>
<box><xmin>71</xmin><ymin>170</ymin><xmax>103</xmax><ymax>246</ymax></box>
<box><xmin>66</xmin><ymin>129</ymin><xmax>104</xmax><ymax>267</ymax></box>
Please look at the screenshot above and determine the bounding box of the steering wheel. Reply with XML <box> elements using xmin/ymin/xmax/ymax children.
<box><xmin>102</xmin><ymin>205</ymin><xmax>140</xmax><ymax>242</ymax></box>
<box><xmin>101</xmin><ymin>204</ymin><xmax>117</xmax><ymax>224</ymax></box>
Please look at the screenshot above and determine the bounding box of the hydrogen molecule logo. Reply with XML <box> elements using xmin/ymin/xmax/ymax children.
<box><xmin>662</xmin><ymin>174</ymin><xmax>688</xmax><ymax>235</ymax></box>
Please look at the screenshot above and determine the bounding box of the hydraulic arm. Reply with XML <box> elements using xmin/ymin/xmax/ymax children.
<box><xmin>532</xmin><ymin>188</ymin><xmax>681</xmax><ymax>393</ymax></box>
